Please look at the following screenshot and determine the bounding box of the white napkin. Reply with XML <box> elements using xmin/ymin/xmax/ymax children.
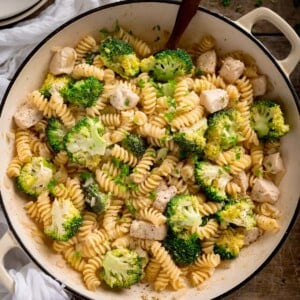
<box><xmin>0</xmin><ymin>263</ymin><xmax>69</xmax><ymax>300</ymax></box>
<box><xmin>0</xmin><ymin>0</ymin><xmax>117</xmax><ymax>299</ymax></box>
<box><xmin>0</xmin><ymin>0</ymin><xmax>118</xmax><ymax>102</ymax></box>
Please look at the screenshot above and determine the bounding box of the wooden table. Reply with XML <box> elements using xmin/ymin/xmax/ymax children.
<box><xmin>21</xmin><ymin>1</ymin><xmax>300</xmax><ymax>299</ymax></box>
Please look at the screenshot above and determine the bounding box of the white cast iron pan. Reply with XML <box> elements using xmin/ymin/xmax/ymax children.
<box><xmin>0</xmin><ymin>1</ymin><xmax>299</xmax><ymax>299</ymax></box>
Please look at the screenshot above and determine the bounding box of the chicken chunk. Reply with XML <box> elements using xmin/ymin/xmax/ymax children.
<box><xmin>233</xmin><ymin>171</ymin><xmax>249</xmax><ymax>194</ymax></box>
<box><xmin>196</xmin><ymin>49</ymin><xmax>217</xmax><ymax>74</ymax></box>
<box><xmin>243</xmin><ymin>227</ymin><xmax>262</xmax><ymax>246</ymax></box>
<box><xmin>152</xmin><ymin>186</ymin><xmax>177</xmax><ymax>212</ymax></box>
<box><xmin>251</xmin><ymin>75</ymin><xmax>267</xmax><ymax>97</ymax></box>
<box><xmin>130</xmin><ymin>220</ymin><xmax>167</xmax><ymax>240</ymax></box>
<box><xmin>110</xmin><ymin>83</ymin><xmax>140</xmax><ymax>110</ymax></box>
<box><xmin>49</xmin><ymin>47</ymin><xmax>77</xmax><ymax>75</ymax></box>
<box><xmin>263</xmin><ymin>152</ymin><xmax>284</xmax><ymax>174</ymax></box>
<box><xmin>251</xmin><ymin>178</ymin><xmax>280</xmax><ymax>204</ymax></box>
<box><xmin>200</xmin><ymin>88</ymin><xmax>229</xmax><ymax>113</ymax></box>
<box><xmin>14</xmin><ymin>102</ymin><xmax>43</xmax><ymax>129</ymax></box>
<box><xmin>219</xmin><ymin>57</ymin><xmax>245</xmax><ymax>83</ymax></box>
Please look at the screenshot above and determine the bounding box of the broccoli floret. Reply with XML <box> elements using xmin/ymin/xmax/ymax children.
<box><xmin>195</xmin><ymin>161</ymin><xmax>231</xmax><ymax>202</ymax></box>
<box><xmin>46</xmin><ymin>118</ymin><xmax>67</xmax><ymax>153</ymax></box>
<box><xmin>80</xmin><ymin>171</ymin><xmax>110</xmax><ymax>214</ymax></box>
<box><xmin>205</xmin><ymin>109</ymin><xmax>243</xmax><ymax>160</ymax></box>
<box><xmin>101</xmin><ymin>248</ymin><xmax>142</xmax><ymax>288</ymax></box>
<box><xmin>216</xmin><ymin>199</ymin><xmax>256</xmax><ymax>230</ymax></box>
<box><xmin>44</xmin><ymin>198</ymin><xmax>82</xmax><ymax>241</ymax></box>
<box><xmin>99</xmin><ymin>38</ymin><xmax>140</xmax><ymax>78</ymax></box>
<box><xmin>141</xmin><ymin>49</ymin><xmax>193</xmax><ymax>82</ymax></box>
<box><xmin>39</xmin><ymin>73</ymin><xmax>70</xmax><ymax>98</ymax></box>
<box><xmin>63</xmin><ymin>117</ymin><xmax>106</xmax><ymax>168</ymax></box>
<box><xmin>213</xmin><ymin>228</ymin><xmax>244</xmax><ymax>259</ymax></box>
<box><xmin>173</xmin><ymin>118</ymin><xmax>208</xmax><ymax>155</ymax></box>
<box><xmin>250</xmin><ymin>99</ymin><xmax>289</xmax><ymax>140</ymax></box>
<box><xmin>16</xmin><ymin>157</ymin><xmax>55</xmax><ymax>197</ymax></box>
<box><xmin>122</xmin><ymin>133</ymin><xmax>147</xmax><ymax>158</ymax></box>
<box><xmin>155</xmin><ymin>80</ymin><xmax>177</xmax><ymax>98</ymax></box>
<box><xmin>165</xmin><ymin>195</ymin><xmax>202</xmax><ymax>233</ymax></box>
<box><xmin>163</xmin><ymin>231</ymin><xmax>201</xmax><ymax>266</ymax></box>
<box><xmin>84</xmin><ymin>51</ymin><xmax>97</xmax><ymax>65</ymax></box>
<box><xmin>60</xmin><ymin>77</ymin><xmax>103</xmax><ymax>108</ymax></box>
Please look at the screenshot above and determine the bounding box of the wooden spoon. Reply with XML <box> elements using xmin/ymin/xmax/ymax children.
<box><xmin>165</xmin><ymin>0</ymin><xmax>201</xmax><ymax>49</ymax></box>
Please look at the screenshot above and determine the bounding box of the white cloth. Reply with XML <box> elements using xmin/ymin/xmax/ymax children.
<box><xmin>0</xmin><ymin>263</ymin><xmax>69</xmax><ymax>300</ymax></box>
<box><xmin>0</xmin><ymin>0</ymin><xmax>118</xmax><ymax>101</ymax></box>
<box><xmin>0</xmin><ymin>0</ymin><xmax>117</xmax><ymax>299</ymax></box>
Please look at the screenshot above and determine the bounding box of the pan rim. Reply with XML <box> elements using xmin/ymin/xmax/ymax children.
<box><xmin>0</xmin><ymin>1</ymin><xmax>299</xmax><ymax>299</ymax></box>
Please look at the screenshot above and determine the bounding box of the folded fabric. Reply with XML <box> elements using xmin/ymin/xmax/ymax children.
<box><xmin>0</xmin><ymin>263</ymin><xmax>69</xmax><ymax>300</ymax></box>
<box><xmin>0</xmin><ymin>0</ymin><xmax>112</xmax><ymax>102</ymax></box>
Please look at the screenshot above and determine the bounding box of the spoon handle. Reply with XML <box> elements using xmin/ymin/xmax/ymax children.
<box><xmin>165</xmin><ymin>0</ymin><xmax>201</xmax><ymax>49</ymax></box>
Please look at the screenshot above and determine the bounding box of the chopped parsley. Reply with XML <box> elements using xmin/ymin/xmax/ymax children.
<box><xmin>221</xmin><ymin>0</ymin><xmax>232</xmax><ymax>7</ymax></box>
<box><xmin>194</xmin><ymin>68</ymin><xmax>203</xmax><ymax>77</ymax></box>
<box><xmin>149</xmin><ymin>190</ymin><xmax>157</xmax><ymax>200</ymax></box>
<box><xmin>224</xmin><ymin>164</ymin><xmax>231</xmax><ymax>173</ymax></box>
<box><xmin>164</xmin><ymin>111</ymin><xmax>176</xmax><ymax>122</ymax></box>
<box><xmin>154</xmin><ymin>36</ymin><xmax>160</xmax><ymax>42</ymax></box>
<box><xmin>166</xmin><ymin>97</ymin><xmax>177</xmax><ymax>108</ymax></box>
<box><xmin>152</xmin><ymin>24</ymin><xmax>161</xmax><ymax>31</ymax></box>
<box><xmin>137</xmin><ymin>79</ymin><xmax>145</xmax><ymax>88</ymax></box>
<box><xmin>255</xmin><ymin>0</ymin><xmax>263</xmax><ymax>7</ymax></box>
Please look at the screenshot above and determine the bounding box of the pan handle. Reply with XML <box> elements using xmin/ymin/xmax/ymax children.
<box><xmin>0</xmin><ymin>229</ymin><xmax>18</xmax><ymax>293</ymax></box>
<box><xmin>236</xmin><ymin>7</ymin><xmax>300</xmax><ymax>77</ymax></box>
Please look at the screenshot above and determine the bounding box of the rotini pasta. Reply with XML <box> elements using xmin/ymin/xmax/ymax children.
<box><xmin>75</xmin><ymin>35</ymin><xmax>97</xmax><ymax>64</ymax></box>
<box><xmin>8</xmin><ymin>24</ymin><xmax>289</xmax><ymax>295</ymax></box>
<box><xmin>6</xmin><ymin>156</ymin><xmax>23</xmax><ymax>177</ymax></box>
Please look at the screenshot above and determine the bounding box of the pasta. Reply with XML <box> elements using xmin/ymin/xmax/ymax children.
<box><xmin>72</xmin><ymin>63</ymin><xmax>105</xmax><ymax>81</ymax></box>
<box><xmin>6</xmin><ymin>156</ymin><xmax>22</xmax><ymax>177</ymax></box>
<box><xmin>74</xmin><ymin>35</ymin><xmax>97</xmax><ymax>64</ymax></box>
<box><xmin>82</xmin><ymin>255</ymin><xmax>103</xmax><ymax>291</ymax></box>
<box><xmin>114</xmin><ymin>26</ymin><xmax>151</xmax><ymax>58</ymax></box>
<box><xmin>150</xmin><ymin>241</ymin><xmax>185</xmax><ymax>288</ymax></box>
<box><xmin>63</xmin><ymin>246</ymin><xmax>86</xmax><ymax>272</ymax></box>
<box><xmin>111</xmin><ymin>144</ymin><xmax>138</xmax><ymax>166</ymax></box>
<box><xmin>49</xmin><ymin>93</ymin><xmax>76</xmax><ymax>128</ymax></box>
<box><xmin>8</xmin><ymin>24</ymin><xmax>289</xmax><ymax>295</ymax></box>
<box><xmin>138</xmin><ymin>207</ymin><xmax>167</xmax><ymax>226</ymax></box>
<box><xmin>78</xmin><ymin>211</ymin><xmax>98</xmax><ymax>242</ymax></box>
<box><xmin>145</xmin><ymin>257</ymin><xmax>161</xmax><ymax>282</ymax></box>
<box><xmin>15</xmin><ymin>129</ymin><xmax>32</xmax><ymax>163</ymax></box>
<box><xmin>28</xmin><ymin>90</ymin><xmax>55</xmax><ymax>118</ymax></box>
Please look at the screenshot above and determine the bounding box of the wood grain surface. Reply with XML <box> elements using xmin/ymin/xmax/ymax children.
<box><xmin>21</xmin><ymin>1</ymin><xmax>300</xmax><ymax>299</ymax></box>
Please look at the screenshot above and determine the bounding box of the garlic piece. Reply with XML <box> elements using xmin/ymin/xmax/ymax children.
<box><xmin>49</xmin><ymin>47</ymin><xmax>77</xmax><ymax>75</ymax></box>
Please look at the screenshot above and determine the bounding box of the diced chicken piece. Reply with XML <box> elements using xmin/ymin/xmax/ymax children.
<box><xmin>156</xmin><ymin>180</ymin><xmax>168</xmax><ymax>192</ymax></box>
<box><xmin>233</xmin><ymin>171</ymin><xmax>249</xmax><ymax>194</ymax></box>
<box><xmin>243</xmin><ymin>227</ymin><xmax>262</xmax><ymax>246</ymax></box>
<box><xmin>196</xmin><ymin>49</ymin><xmax>217</xmax><ymax>74</ymax></box>
<box><xmin>263</xmin><ymin>152</ymin><xmax>284</xmax><ymax>174</ymax></box>
<box><xmin>219</xmin><ymin>57</ymin><xmax>245</xmax><ymax>83</ymax></box>
<box><xmin>14</xmin><ymin>102</ymin><xmax>43</xmax><ymax>129</ymax></box>
<box><xmin>49</xmin><ymin>47</ymin><xmax>77</xmax><ymax>75</ymax></box>
<box><xmin>130</xmin><ymin>220</ymin><xmax>167</xmax><ymax>241</ymax></box>
<box><xmin>153</xmin><ymin>186</ymin><xmax>177</xmax><ymax>212</ymax></box>
<box><xmin>110</xmin><ymin>83</ymin><xmax>140</xmax><ymax>110</ymax></box>
<box><xmin>200</xmin><ymin>88</ymin><xmax>229</xmax><ymax>113</ymax></box>
<box><xmin>250</xmin><ymin>75</ymin><xmax>267</xmax><ymax>97</ymax></box>
<box><xmin>251</xmin><ymin>178</ymin><xmax>280</xmax><ymax>204</ymax></box>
